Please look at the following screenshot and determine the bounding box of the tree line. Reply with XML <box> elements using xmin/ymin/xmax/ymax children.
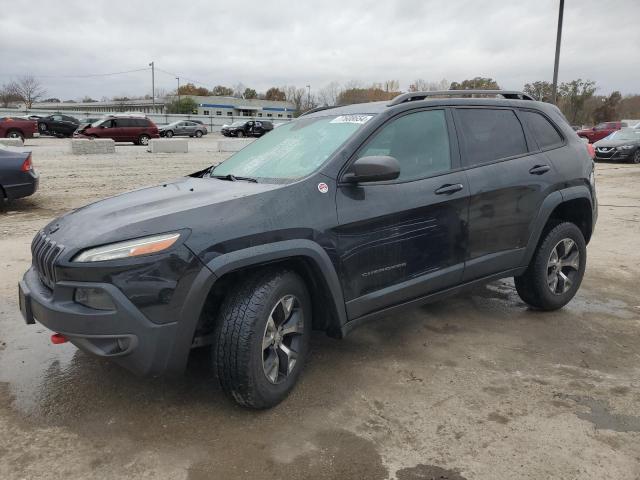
<box><xmin>2</xmin><ymin>75</ymin><xmax>639</xmax><ymax>125</ymax></box>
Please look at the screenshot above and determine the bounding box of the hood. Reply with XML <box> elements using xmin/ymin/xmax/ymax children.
<box><xmin>43</xmin><ymin>176</ymin><xmax>280</xmax><ymax>250</ymax></box>
<box><xmin>594</xmin><ymin>138</ymin><xmax>640</xmax><ymax>148</ymax></box>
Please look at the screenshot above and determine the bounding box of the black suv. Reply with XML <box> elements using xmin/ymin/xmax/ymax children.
<box><xmin>18</xmin><ymin>90</ymin><xmax>597</xmax><ymax>409</ymax></box>
<box><xmin>221</xmin><ymin>120</ymin><xmax>273</xmax><ymax>137</ymax></box>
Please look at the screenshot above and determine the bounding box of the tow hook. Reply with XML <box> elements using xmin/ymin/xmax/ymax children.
<box><xmin>51</xmin><ymin>333</ymin><xmax>68</xmax><ymax>344</ymax></box>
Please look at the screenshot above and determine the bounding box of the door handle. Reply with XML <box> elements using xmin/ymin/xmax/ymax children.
<box><xmin>435</xmin><ymin>183</ymin><xmax>464</xmax><ymax>195</ymax></box>
<box><xmin>529</xmin><ymin>165</ymin><xmax>550</xmax><ymax>175</ymax></box>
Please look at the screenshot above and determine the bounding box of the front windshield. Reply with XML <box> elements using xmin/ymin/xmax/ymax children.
<box><xmin>90</xmin><ymin>119</ymin><xmax>106</xmax><ymax>127</ymax></box>
<box><xmin>605</xmin><ymin>129</ymin><xmax>640</xmax><ymax>142</ymax></box>
<box><xmin>229</xmin><ymin>121</ymin><xmax>246</xmax><ymax>127</ymax></box>
<box><xmin>212</xmin><ymin>114</ymin><xmax>372</xmax><ymax>181</ymax></box>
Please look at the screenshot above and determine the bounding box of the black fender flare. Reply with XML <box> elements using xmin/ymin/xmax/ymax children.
<box><xmin>167</xmin><ymin>239</ymin><xmax>347</xmax><ymax>374</ymax></box>
<box><xmin>522</xmin><ymin>186</ymin><xmax>593</xmax><ymax>266</ymax></box>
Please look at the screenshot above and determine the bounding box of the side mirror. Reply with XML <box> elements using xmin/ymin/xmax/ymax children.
<box><xmin>343</xmin><ymin>156</ymin><xmax>400</xmax><ymax>183</ymax></box>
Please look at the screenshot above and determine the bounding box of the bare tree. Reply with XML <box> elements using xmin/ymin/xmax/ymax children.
<box><xmin>409</xmin><ymin>78</ymin><xmax>450</xmax><ymax>92</ymax></box>
<box><xmin>0</xmin><ymin>82</ymin><xmax>20</xmax><ymax>107</ymax></box>
<box><xmin>383</xmin><ymin>80</ymin><xmax>400</xmax><ymax>92</ymax></box>
<box><xmin>284</xmin><ymin>85</ymin><xmax>307</xmax><ymax>114</ymax></box>
<box><xmin>318</xmin><ymin>81</ymin><xmax>342</xmax><ymax>106</ymax></box>
<box><xmin>233</xmin><ymin>82</ymin><xmax>246</xmax><ymax>98</ymax></box>
<box><xmin>12</xmin><ymin>75</ymin><xmax>46</xmax><ymax>108</ymax></box>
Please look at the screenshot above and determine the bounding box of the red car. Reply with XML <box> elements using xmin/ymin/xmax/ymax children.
<box><xmin>75</xmin><ymin>115</ymin><xmax>159</xmax><ymax>145</ymax></box>
<box><xmin>577</xmin><ymin>121</ymin><xmax>628</xmax><ymax>143</ymax></box>
<box><xmin>0</xmin><ymin>117</ymin><xmax>38</xmax><ymax>141</ymax></box>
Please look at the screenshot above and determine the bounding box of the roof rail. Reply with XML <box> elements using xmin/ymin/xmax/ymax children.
<box><xmin>388</xmin><ymin>90</ymin><xmax>534</xmax><ymax>106</ymax></box>
<box><xmin>298</xmin><ymin>105</ymin><xmax>340</xmax><ymax>117</ymax></box>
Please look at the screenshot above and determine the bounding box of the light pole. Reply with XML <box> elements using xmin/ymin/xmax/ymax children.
<box><xmin>306</xmin><ymin>85</ymin><xmax>311</xmax><ymax>109</ymax></box>
<box><xmin>176</xmin><ymin>77</ymin><xmax>181</xmax><ymax>113</ymax></box>
<box><xmin>551</xmin><ymin>0</ymin><xmax>564</xmax><ymax>104</ymax></box>
<box><xmin>149</xmin><ymin>61</ymin><xmax>155</xmax><ymax>112</ymax></box>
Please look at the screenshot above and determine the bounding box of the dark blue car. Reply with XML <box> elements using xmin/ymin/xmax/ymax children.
<box><xmin>0</xmin><ymin>145</ymin><xmax>39</xmax><ymax>201</ymax></box>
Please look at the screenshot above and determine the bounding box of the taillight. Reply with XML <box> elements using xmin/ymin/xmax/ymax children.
<box><xmin>20</xmin><ymin>154</ymin><xmax>33</xmax><ymax>172</ymax></box>
<box><xmin>586</xmin><ymin>143</ymin><xmax>595</xmax><ymax>159</ymax></box>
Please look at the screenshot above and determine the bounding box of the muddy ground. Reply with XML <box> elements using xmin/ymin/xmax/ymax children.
<box><xmin>0</xmin><ymin>136</ymin><xmax>639</xmax><ymax>479</ymax></box>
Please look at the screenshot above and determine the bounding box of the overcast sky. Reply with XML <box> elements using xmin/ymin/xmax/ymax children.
<box><xmin>1</xmin><ymin>0</ymin><xmax>638</xmax><ymax>101</ymax></box>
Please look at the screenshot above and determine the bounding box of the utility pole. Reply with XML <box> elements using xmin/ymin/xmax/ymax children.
<box><xmin>551</xmin><ymin>0</ymin><xmax>564</xmax><ymax>104</ymax></box>
<box><xmin>176</xmin><ymin>77</ymin><xmax>180</xmax><ymax>112</ymax></box>
<box><xmin>149</xmin><ymin>61</ymin><xmax>155</xmax><ymax>112</ymax></box>
<box><xmin>306</xmin><ymin>84</ymin><xmax>311</xmax><ymax>109</ymax></box>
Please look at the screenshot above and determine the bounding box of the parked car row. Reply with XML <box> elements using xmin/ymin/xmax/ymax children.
<box><xmin>577</xmin><ymin>121</ymin><xmax>629</xmax><ymax>143</ymax></box>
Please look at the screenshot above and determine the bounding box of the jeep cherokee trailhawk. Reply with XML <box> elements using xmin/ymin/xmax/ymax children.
<box><xmin>19</xmin><ymin>90</ymin><xmax>597</xmax><ymax>408</ymax></box>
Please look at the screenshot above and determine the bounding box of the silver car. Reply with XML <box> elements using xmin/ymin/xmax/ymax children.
<box><xmin>159</xmin><ymin>121</ymin><xmax>208</xmax><ymax>138</ymax></box>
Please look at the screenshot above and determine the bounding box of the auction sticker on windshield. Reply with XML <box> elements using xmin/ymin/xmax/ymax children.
<box><xmin>330</xmin><ymin>115</ymin><xmax>373</xmax><ymax>124</ymax></box>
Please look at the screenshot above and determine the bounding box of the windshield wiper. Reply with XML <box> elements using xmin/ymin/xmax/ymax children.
<box><xmin>210</xmin><ymin>173</ymin><xmax>258</xmax><ymax>183</ymax></box>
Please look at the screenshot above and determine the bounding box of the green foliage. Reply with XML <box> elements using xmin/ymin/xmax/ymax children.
<box><xmin>450</xmin><ymin>77</ymin><xmax>500</xmax><ymax>90</ymax></box>
<box><xmin>211</xmin><ymin>85</ymin><xmax>234</xmax><ymax>96</ymax></box>
<box><xmin>166</xmin><ymin>97</ymin><xmax>198</xmax><ymax>114</ymax></box>
<box><xmin>523</xmin><ymin>81</ymin><xmax>554</xmax><ymax>102</ymax></box>
<box><xmin>243</xmin><ymin>88</ymin><xmax>258</xmax><ymax>99</ymax></box>
<box><xmin>557</xmin><ymin>79</ymin><xmax>597</xmax><ymax>124</ymax></box>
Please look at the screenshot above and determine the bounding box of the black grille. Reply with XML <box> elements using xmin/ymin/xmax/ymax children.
<box><xmin>31</xmin><ymin>231</ymin><xmax>64</xmax><ymax>290</ymax></box>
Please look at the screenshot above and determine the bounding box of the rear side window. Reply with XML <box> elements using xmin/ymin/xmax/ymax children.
<box><xmin>456</xmin><ymin>108</ymin><xmax>527</xmax><ymax>166</ymax></box>
<box><xmin>357</xmin><ymin>109</ymin><xmax>451</xmax><ymax>181</ymax></box>
<box><xmin>520</xmin><ymin>110</ymin><xmax>564</xmax><ymax>150</ymax></box>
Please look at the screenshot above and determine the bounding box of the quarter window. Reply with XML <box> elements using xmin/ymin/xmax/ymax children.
<box><xmin>520</xmin><ymin>110</ymin><xmax>563</xmax><ymax>150</ymax></box>
<box><xmin>357</xmin><ymin>110</ymin><xmax>451</xmax><ymax>181</ymax></box>
<box><xmin>457</xmin><ymin>108</ymin><xmax>527</xmax><ymax>165</ymax></box>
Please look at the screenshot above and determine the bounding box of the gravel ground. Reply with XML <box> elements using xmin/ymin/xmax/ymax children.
<box><xmin>0</xmin><ymin>136</ymin><xmax>639</xmax><ymax>479</ymax></box>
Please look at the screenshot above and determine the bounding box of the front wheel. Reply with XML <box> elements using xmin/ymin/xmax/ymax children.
<box><xmin>38</xmin><ymin>123</ymin><xmax>47</xmax><ymax>133</ymax></box>
<box><xmin>236</xmin><ymin>131</ymin><xmax>244</xmax><ymax>138</ymax></box>
<box><xmin>515</xmin><ymin>222</ymin><xmax>586</xmax><ymax>310</ymax></box>
<box><xmin>195</xmin><ymin>130</ymin><xmax>203</xmax><ymax>138</ymax></box>
<box><xmin>165</xmin><ymin>130</ymin><xmax>173</xmax><ymax>138</ymax></box>
<box><xmin>631</xmin><ymin>150</ymin><xmax>640</xmax><ymax>164</ymax></box>
<box><xmin>214</xmin><ymin>269</ymin><xmax>311</xmax><ymax>409</ymax></box>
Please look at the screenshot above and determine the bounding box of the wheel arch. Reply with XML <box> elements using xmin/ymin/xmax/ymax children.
<box><xmin>524</xmin><ymin>187</ymin><xmax>594</xmax><ymax>266</ymax></box>
<box><xmin>167</xmin><ymin>240</ymin><xmax>347</xmax><ymax>374</ymax></box>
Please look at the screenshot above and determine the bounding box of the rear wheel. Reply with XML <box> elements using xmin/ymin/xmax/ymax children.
<box><xmin>138</xmin><ymin>134</ymin><xmax>150</xmax><ymax>146</ymax></box>
<box><xmin>165</xmin><ymin>130</ymin><xmax>174</xmax><ymax>138</ymax></box>
<box><xmin>515</xmin><ymin>222</ymin><xmax>586</xmax><ymax>310</ymax></box>
<box><xmin>6</xmin><ymin>130</ymin><xmax>23</xmax><ymax>141</ymax></box>
<box><xmin>631</xmin><ymin>150</ymin><xmax>640</xmax><ymax>164</ymax></box>
<box><xmin>214</xmin><ymin>269</ymin><xmax>311</xmax><ymax>409</ymax></box>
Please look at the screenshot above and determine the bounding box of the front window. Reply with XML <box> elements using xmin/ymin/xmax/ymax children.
<box><xmin>211</xmin><ymin>114</ymin><xmax>373</xmax><ymax>181</ymax></box>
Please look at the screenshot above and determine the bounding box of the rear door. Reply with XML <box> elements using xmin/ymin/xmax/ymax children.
<box><xmin>334</xmin><ymin>108</ymin><xmax>468</xmax><ymax>320</ymax></box>
<box><xmin>454</xmin><ymin>107</ymin><xmax>557</xmax><ymax>281</ymax></box>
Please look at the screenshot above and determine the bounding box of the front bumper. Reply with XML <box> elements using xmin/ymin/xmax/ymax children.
<box><xmin>19</xmin><ymin>267</ymin><xmax>179</xmax><ymax>376</ymax></box>
<box><xmin>595</xmin><ymin>149</ymin><xmax>631</xmax><ymax>161</ymax></box>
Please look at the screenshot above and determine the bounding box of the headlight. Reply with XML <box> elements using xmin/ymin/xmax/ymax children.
<box><xmin>73</xmin><ymin>232</ymin><xmax>180</xmax><ymax>262</ymax></box>
<box><xmin>618</xmin><ymin>145</ymin><xmax>634</xmax><ymax>150</ymax></box>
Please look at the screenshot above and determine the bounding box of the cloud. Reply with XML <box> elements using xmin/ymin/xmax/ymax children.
<box><xmin>0</xmin><ymin>0</ymin><xmax>638</xmax><ymax>99</ymax></box>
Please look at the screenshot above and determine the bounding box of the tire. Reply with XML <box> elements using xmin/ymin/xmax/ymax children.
<box><xmin>138</xmin><ymin>134</ymin><xmax>150</xmax><ymax>146</ymax></box>
<box><xmin>6</xmin><ymin>130</ymin><xmax>23</xmax><ymax>141</ymax></box>
<box><xmin>165</xmin><ymin>130</ymin><xmax>173</xmax><ymax>138</ymax></box>
<box><xmin>631</xmin><ymin>150</ymin><xmax>640</xmax><ymax>164</ymax></box>
<box><xmin>195</xmin><ymin>130</ymin><xmax>203</xmax><ymax>138</ymax></box>
<box><xmin>38</xmin><ymin>123</ymin><xmax>47</xmax><ymax>133</ymax></box>
<box><xmin>214</xmin><ymin>269</ymin><xmax>312</xmax><ymax>409</ymax></box>
<box><xmin>236</xmin><ymin>131</ymin><xmax>244</xmax><ymax>138</ymax></box>
<box><xmin>514</xmin><ymin>222</ymin><xmax>586</xmax><ymax>311</ymax></box>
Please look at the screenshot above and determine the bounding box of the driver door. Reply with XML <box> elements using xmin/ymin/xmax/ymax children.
<box><xmin>334</xmin><ymin>109</ymin><xmax>468</xmax><ymax>320</ymax></box>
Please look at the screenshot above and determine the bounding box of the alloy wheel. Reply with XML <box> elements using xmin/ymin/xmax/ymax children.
<box><xmin>547</xmin><ymin>238</ymin><xmax>580</xmax><ymax>294</ymax></box>
<box><xmin>262</xmin><ymin>295</ymin><xmax>304</xmax><ymax>384</ymax></box>
<box><xmin>633</xmin><ymin>150</ymin><xmax>640</xmax><ymax>164</ymax></box>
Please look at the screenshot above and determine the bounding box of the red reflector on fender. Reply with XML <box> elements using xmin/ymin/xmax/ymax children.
<box><xmin>51</xmin><ymin>333</ymin><xmax>68</xmax><ymax>344</ymax></box>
